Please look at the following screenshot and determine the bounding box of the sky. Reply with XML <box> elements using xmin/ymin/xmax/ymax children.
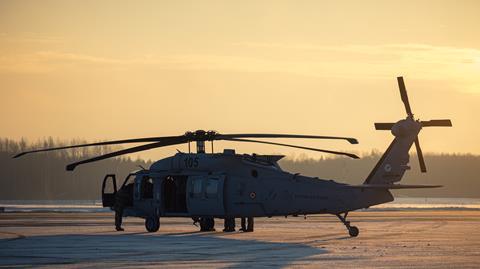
<box><xmin>1</xmin><ymin>0</ymin><xmax>479</xmax><ymax>160</ymax></box>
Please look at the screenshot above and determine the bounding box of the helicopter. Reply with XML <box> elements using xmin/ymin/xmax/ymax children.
<box><xmin>14</xmin><ymin>77</ymin><xmax>452</xmax><ymax>237</ymax></box>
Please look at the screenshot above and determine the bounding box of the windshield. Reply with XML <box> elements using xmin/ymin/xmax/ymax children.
<box><xmin>120</xmin><ymin>173</ymin><xmax>136</xmax><ymax>188</ymax></box>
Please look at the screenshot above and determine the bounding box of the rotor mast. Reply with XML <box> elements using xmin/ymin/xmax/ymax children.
<box><xmin>186</xmin><ymin>130</ymin><xmax>213</xmax><ymax>154</ymax></box>
<box><xmin>196</xmin><ymin>140</ymin><xmax>206</xmax><ymax>153</ymax></box>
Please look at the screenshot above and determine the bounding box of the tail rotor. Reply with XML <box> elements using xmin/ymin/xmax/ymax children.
<box><xmin>374</xmin><ymin>76</ymin><xmax>452</xmax><ymax>173</ymax></box>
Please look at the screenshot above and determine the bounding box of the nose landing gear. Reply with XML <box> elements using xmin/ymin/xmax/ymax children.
<box><xmin>336</xmin><ymin>212</ymin><xmax>359</xmax><ymax>237</ymax></box>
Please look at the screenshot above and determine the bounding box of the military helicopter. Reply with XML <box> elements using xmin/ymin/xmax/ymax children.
<box><xmin>14</xmin><ymin>77</ymin><xmax>452</xmax><ymax>237</ymax></box>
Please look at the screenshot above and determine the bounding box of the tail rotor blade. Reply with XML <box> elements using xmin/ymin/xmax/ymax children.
<box><xmin>374</xmin><ymin>122</ymin><xmax>395</xmax><ymax>130</ymax></box>
<box><xmin>421</xmin><ymin>119</ymin><xmax>452</xmax><ymax>127</ymax></box>
<box><xmin>397</xmin><ymin>76</ymin><xmax>413</xmax><ymax>117</ymax></box>
<box><xmin>414</xmin><ymin>137</ymin><xmax>427</xmax><ymax>173</ymax></box>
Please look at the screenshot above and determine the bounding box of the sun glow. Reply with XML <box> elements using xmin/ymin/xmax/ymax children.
<box><xmin>0</xmin><ymin>0</ymin><xmax>479</xmax><ymax>156</ymax></box>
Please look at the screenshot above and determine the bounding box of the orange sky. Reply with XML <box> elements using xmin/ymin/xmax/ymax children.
<box><xmin>1</xmin><ymin>0</ymin><xmax>479</xmax><ymax>160</ymax></box>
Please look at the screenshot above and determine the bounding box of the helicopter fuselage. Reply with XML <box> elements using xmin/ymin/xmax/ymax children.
<box><xmin>103</xmin><ymin>150</ymin><xmax>393</xmax><ymax>220</ymax></box>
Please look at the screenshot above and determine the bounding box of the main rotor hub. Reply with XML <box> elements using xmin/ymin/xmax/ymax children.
<box><xmin>184</xmin><ymin>130</ymin><xmax>218</xmax><ymax>142</ymax></box>
<box><xmin>183</xmin><ymin>130</ymin><xmax>218</xmax><ymax>153</ymax></box>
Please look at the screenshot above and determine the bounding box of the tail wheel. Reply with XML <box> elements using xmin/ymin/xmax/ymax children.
<box><xmin>145</xmin><ymin>216</ymin><xmax>160</xmax><ymax>232</ymax></box>
<box><xmin>349</xmin><ymin>226</ymin><xmax>359</xmax><ymax>237</ymax></box>
<box><xmin>336</xmin><ymin>213</ymin><xmax>360</xmax><ymax>237</ymax></box>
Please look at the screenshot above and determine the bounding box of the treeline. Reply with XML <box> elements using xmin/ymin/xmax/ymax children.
<box><xmin>0</xmin><ymin>138</ymin><xmax>152</xmax><ymax>200</ymax></box>
<box><xmin>0</xmin><ymin>138</ymin><xmax>479</xmax><ymax>199</ymax></box>
<box><xmin>279</xmin><ymin>153</ymin><xmax>480</xmax><ymax>198</ymax></box>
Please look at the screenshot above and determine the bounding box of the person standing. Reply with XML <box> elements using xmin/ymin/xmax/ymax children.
<box><xmin>246</xmin><ymin>217</ymin><xmax>254</xmax><ymax>232</ymax></box>
<box><xmin>240</xmin><ymin>217</ymin><xmax>254</xmax><ymax>232</ymax></box>
<box><xmin>223</xmin><ymin>217</ymin><xmax>236</xmax><ymax>232</ymax></box>
<box><xmin>114</xmin><ymin>183</ymin><xmax>134</xmax><ymax>231</ymax></box>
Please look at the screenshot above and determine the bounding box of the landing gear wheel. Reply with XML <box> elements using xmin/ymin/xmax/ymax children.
<box><xmin>145</xmin><ymin>216</ymin><xmax>160</xmax><ymax>232</ymax></box>
<box><xmin>348</xmin><ymin>226</ymin><xmax>359</xmax><ymax>237</ymax></box>
<box><xmin>199</xmin><ymin>217</ymin><xmax>215</xmax><ymax>231</ymax></box>
<box><xmin>336</xmin><ymin>212</ymin><xmax>359</xmax><ymax>237</ymax></box>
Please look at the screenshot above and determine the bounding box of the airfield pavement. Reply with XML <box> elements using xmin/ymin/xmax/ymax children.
<box><xmin>0</xmin><ymin>211</ymin><xmax>479</xmax><ymax>268</ymax></box>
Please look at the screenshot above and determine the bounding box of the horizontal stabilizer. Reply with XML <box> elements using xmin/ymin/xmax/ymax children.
<box><xmin>350</xmin><ymin>184</ymin><xmax>442</xmax><ymax>189</ymax></box>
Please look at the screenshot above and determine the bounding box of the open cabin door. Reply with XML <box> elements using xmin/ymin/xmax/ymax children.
<box><xmin>102</xmin><ymin>174</ymin><xmax>117</xmax><ymax>207</ymax></box>
<box><xmin>187</xmin><ymin>175</ymin><xmax>225</xmax><ymax>216</ymax></box>
<box><xmin>162</xmin><ymin>175</ymin><xmax>188</xmax><ymax>215</ymax></box>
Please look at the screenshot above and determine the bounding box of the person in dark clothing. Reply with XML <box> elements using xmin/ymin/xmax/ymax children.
<box><xmin>223</xmin><ymin>217</ymin><xmax>236</xmax><ymax>232</ymax></box>
<box><xmin>114</xmin><ymin>208</ymin><xmax>124</xmax><ymax>231</ymax></box>
<box><xmin>240</xmin><ymin>217</ymin><xmax>254</xmax><ymax>232</ymax></box>
<box><xmin>240</xmin><ymin>217</ymin><xmax>246</xmax><ymax>232</ymax></box>
<box><xmin>246</xmin><ymin>217</ymin><xmax>254</xmax><ymax>232</ymax></box>
<box><xmin>114</xmin><ymin>183</ymin><xmax>134</xmax><ymax>231</ymax></box>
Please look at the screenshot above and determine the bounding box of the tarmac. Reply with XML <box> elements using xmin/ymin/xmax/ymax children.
<box><xmin>0</xmin><ymin>210</ymin><xmax>479</xmax><ymax>268</ymax></box>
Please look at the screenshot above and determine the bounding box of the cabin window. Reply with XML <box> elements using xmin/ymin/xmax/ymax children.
<box><xmin>192</xmin><ymin>178</ymin><xmax>203</xmax><ymax>195</ymax></box>
<box><xmin>141</xmin><ymin>176</ymin><xmax>154</xmax><ymax>199</ymax></box>
<box><xmin>206</xmin><ymin>178</ymin><xmax>219</xmax><ymax>198</ymax></box>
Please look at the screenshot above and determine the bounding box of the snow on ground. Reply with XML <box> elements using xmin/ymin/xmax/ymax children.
<box><xmin>0</xmin><ymin>211</ymin><xmax>479</xmax><ymax>268</ymax></box>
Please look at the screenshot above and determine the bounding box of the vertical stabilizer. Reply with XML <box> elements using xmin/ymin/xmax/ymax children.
<box><xmin>364</xmin><ymin>120</ymin><xmax>420</xmax><ymax>184</ymax></box>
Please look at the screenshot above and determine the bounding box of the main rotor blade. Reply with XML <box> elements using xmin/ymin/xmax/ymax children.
<box><xmin>397</xmin><ymin>76</ymin><xmax>413</xmax><ymax>117</ymax></box>
<box><xmin>66</xmin><ymin>137</ymin><xmax>188</xmax><ymax>171</ymax></box>
<box><xmin>223</xmin><ymin>138</ymin><xmax>359</xmax><ymax>159</ymax></box>
<box><xmin>218</xmin><ymin>134</ymin><xmax>358</xmax><ymax>144</ymax></box>
<box><xmin>414</xmin><ymin>137</ymin><xmax>427</xmax><ymax>173</ymax></box>
<box><xmin>13</xmin><ymin>136</ymin><xmax>183</xmax><ymax>158</ymax></box>
<box><xmin>374</xmin><ymin>122</ymin><xmax>395</xmax><ymax>130</ymax></box>
<box><xmin>421</xmin><ymin>119</ymin><xmax>452</xmax><ymax>127</ymax></box>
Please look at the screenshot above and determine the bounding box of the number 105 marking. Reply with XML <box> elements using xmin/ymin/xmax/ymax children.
<box><xmin>184</xmin><ymin>157</ymin><xmax>199</xmax><ymax>168</ymax></box>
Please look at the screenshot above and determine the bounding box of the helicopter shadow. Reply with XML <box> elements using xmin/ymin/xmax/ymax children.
<box><xmin>0</xmin><ymin>231</ymin><xmax>329</xmax><ymax>268</ymax></box>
